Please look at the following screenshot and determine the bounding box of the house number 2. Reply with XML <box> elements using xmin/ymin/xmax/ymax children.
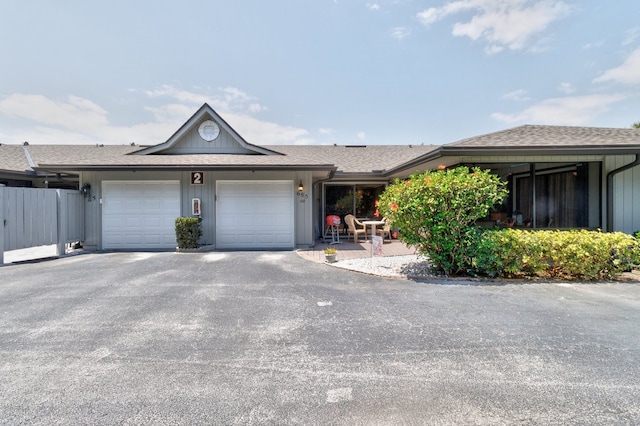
<box><xmin>191</xmin><ymin>171</ymin><xmax>204</xmax><ymax>185</ymax></box>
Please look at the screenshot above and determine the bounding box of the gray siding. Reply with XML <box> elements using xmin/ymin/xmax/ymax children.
<box><xmin>164</xmin><ymin>121</ymin><xmax>254</xmax><ymax>155</ymax></box>
<box><xmin>81</xmin><ymin>170</ymin><xmax>313</xmax><ymax>250</ymax></box>
<box><xmin>606</xmin><ymin>155</ymin><xmax>640</xmax><ymax>234</ymax></box>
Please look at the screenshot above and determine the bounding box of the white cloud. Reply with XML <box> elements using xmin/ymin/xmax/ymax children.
<box><xmin>582</xmin><ymin>40</ymin><xmax>604</xmax><ymax>50</ymax></box>
<box><xmin>417</xmin><ymin>0</ymin><xmax>572</xmax><ymax>53</ymax></box>
<box><xmin>145</xmin><ymin>84</ymin><xmax>269</xmax><ymax>115</ymax></box>
<box><xmin>145</xmin><ymin>85</ymin><xmax>211</xmax><ymax>105</ymax></box>
<box><xmin>367</xmin><ymin>3</ymin><xmax>380</xmax><ymax>11</ymax></box>
<box><xmin>222</xmin><ymin>112</ymin><xmax>310</xmax><ymax>145</ymax></box>
<box><xmin>0</xmin><ymin>93</ymin><xmax>190</xmax><ymax>145</ymax></box>
<box><xmin>0</xmin><ymin>85</ymin><xmax>311</xmax><ymax>145</ymax></box>
<box><xmin>557</xmin><ymin>82</ymin><xmax>575</xmax><ymax>94</ymax></box>
<box><xmin>503</xmin><ymin>89</ymin><xmax>531</xmax><ymax>101</ymax></box>
<box><xmin>492</xmin><ymin>93</ymin><xmax>628</xmax><ymax>125</ymax></box>
<box><xmin>623</xmin><ymin>27</ymin><xmax>640</xmax><ymax>46</ymax></box>
<box><xmin>390</xmin><ymin>27</ymin><xmax>411</xmax><ymax>40</ymax></box>
<box><xmin>215</xmin><ymin>86</ymin><xmax>268</xmax><ymax>114</ymax></box>
<box><xmin>357</xmin><ymin>131</ymin><xmax>367</xmax><ymax>140</ymax></box>
<box><xmin>593</xmin><ymin>48</ymin><xmax>640</xmax><ymax>85</ymax></box>
<box><xmin>0</xmin><ymin>94</ymin><xmax>108</xmax><ymax>132</ymax></box>
<box><xmin>144</xmin><ymin>103</ymin><xmax>194</xmax><ymax>124</ymax></box>
<box><xmin>318</xmin><ymin>127</ymin><xmax>334</xmax><ymax>135</ymax></box>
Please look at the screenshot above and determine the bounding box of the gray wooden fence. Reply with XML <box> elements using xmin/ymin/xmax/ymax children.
<box><xmin>0</xmin><ymin>186</ymin><xmax>84</xmax><ymax>264</ymax></box>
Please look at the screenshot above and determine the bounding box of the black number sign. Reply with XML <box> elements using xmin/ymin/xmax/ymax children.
<box><xmin>191</xmin><ymin>171</ymin><xmax>204</xmax><ymax>185</ymax></box>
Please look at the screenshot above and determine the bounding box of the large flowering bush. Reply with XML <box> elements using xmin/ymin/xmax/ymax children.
<box><xmin>378</xmin><ymin>166</ymin><xmax>508</xmax><ymax>275</ymax></box>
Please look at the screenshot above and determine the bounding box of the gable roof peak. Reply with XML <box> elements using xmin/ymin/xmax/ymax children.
<box><xmin>133</xmin><ymin>103</ymin><xmax>281</xmax><ymax>156</ymax></box>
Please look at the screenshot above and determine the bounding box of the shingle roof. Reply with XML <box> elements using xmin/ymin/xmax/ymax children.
<box><xmin>264</xmin><ymin>145</ymin><xmax>440</xmax><ymax>175</ymax></box>
<box><xmin>25</xmin><ymin>144</ymin><xmax>334</xmax><ymax>171</ymax></box>
<box><xmin>0</xmin><ymin>145</ymin><xmax>34</xmax><ymax>174</ymax></box>
<box><xmin>3</xmin><ymin>143</ymin><xmax>439</xmax><ymax>175</ymax></box>
<box><xmin>3</xmin><ymin>124</ymin><xmax>639</xmax><ymax>178</ymax></box>
<box><xmin>448</xmin><ymin>125</ymin><xmax>640</xmax><ymax>148</ymax></box>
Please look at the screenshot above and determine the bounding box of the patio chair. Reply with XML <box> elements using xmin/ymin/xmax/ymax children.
<box><xmin>375</xmin><ymin>217</ymin><xmax>392</xmax><ymax>242</ymax></box>
<box><xmin>344</xmin><ymin>214</ymin><xmax>366</xmax><ymax>241</ymax></box>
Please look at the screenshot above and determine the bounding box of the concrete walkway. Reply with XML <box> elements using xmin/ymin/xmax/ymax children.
<box><xmin>297</xmin><ymin>238</ymin><xmax>418</xmax><ymax>263</ymax></box>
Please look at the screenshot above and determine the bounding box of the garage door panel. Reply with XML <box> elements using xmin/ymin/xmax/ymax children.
<box><xmin>102</xmin><ymin>181</ymin><xmax>180</xmax><ymax>250</ymax></box>
<box><xmin>217</xmin><ymin>181</ymin><xmax>294</xmax><ymax>249</ymax></box>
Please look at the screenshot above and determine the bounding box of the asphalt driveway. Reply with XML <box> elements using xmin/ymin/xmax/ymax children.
<box><xmin>1</xmin><ymin>251</ymin><xmax>639</xmax><ymax>425</ymax></box>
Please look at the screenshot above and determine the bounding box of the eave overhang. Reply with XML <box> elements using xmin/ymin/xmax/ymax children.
<box><xmin>441</xmin><ymin>145</ymin><xmax>640</xmax><ymax>157</ymax></box>
<box><xmin>33</xmin><ymin>164</ymin><xmax>338</xmax><ymax>173</ymax></box>
<box><xmin>383</xmin><ymin>144</ymin><xmax>640</xmax><ymax>177</ymax></box>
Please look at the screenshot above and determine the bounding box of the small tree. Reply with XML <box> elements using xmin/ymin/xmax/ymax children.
<box><xmin>378</xmin><ymin>166</ymin><xmax>508</xmax><ymax>275</ymax></box>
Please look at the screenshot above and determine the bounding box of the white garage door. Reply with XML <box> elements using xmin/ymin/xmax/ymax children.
<box><xmin>216</xmin><ymin>180</ymin><xmax>294</xmax><ymax>249</ymax></box>
<box><xmin>102</xmin><ymin>181</ymin><xmax>180</xmax><ymax>250</ymax></box>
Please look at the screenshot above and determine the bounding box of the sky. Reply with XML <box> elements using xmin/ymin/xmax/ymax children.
<box><xmin>1</xmin><ymin>0</ymin><xmax>639</xmax><ymax>147</ymax></box>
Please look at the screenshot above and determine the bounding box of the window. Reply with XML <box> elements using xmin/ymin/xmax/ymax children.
<box><xmin>514</xmin><ymin>164</ymin><xmax>591</xmax><ymax>228</ymax></box>
<box><xmin>322</xmin><ymin>183</ymin><xmax>386</xmax><ymax>234</ymax></box>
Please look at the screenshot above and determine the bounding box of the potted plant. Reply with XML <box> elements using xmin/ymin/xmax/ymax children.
<box><xmin>323</xmin><ymin>246</ymin><xmax>337</xmax><ymax>263</ymax></box>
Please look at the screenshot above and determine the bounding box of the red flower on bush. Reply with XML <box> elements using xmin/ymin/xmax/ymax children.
<box><xmin>391</xmin><ymin>203</ymin><xmax>398</xmax><ymax>211</ymax></box>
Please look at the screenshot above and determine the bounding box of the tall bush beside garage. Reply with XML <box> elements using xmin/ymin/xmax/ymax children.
<box><xmin>175</xmin><ymin>217</ymin><xmax>202</xmax><ymax>249</ymax></box>
<box><xmin>378</xmin><ymin>167</ymin><xmax>508</xmax><ymax>275</ymax></box>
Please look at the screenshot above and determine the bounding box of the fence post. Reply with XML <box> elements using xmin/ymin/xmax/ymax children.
<box><xmin>56</xmin><ymin>189</ymin><xmax>66</xmax><ymax>257</ymax></box>
<box><xmin>0</xmin><ymin>185</ymin><xmax>5</xmax><ymax>264</ymax></box>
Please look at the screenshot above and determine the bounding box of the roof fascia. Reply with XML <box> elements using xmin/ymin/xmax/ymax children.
<box><xmin>133</xmin><ymin>103</ymin><xmax>281</xmax><ymax>156</ymax></box>
<box><xmin>380</xmin><ymin>143</ymin><xmax>640</xmax><ymax>178</ymax></box>
<box><xmin>441</xmin><ymin>146</ymin><xmax>640</xmax><ymax>156</ymax></box>
<box><xmin>382</xmin><ymin>146</ymin><xmax>444</xmax><ymax>176</ymax></box>
<box><xmin>330</xmin><ymin>172</ymin><xmax>389</xmax><ymax>181</ymax></box>
<box><xmin>0</xmin><ymin>169</ymin><xmax>42</xmax><ymax>178</ymax></box>
<box><xmin>33</xmin><ymin>164</ymin><xmax>337</xmax><ymax>173</ymax></box>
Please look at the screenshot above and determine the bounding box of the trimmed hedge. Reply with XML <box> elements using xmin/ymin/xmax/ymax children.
<box><xmin>472</xmin><ymin>229</ymin><xmax>640</xmax><ymax>280</ymax></box>
<box><xmin>175</xmin><ymin>217</ymin><xmax>202</xmax><ymax>249</ymax></box>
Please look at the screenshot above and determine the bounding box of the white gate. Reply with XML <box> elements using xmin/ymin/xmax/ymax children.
<box><xmin>0</xmin><ymin>187</ymin><xmax>84</xmax><ymax>264</ymax></box>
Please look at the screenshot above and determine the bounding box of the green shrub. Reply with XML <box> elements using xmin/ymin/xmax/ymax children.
<box><xmin>175</xmin><ymin>217</ymin><xmax>202</xmax><ymax>249</ymax></box>
<box><xmin>473</xmin><ymin>228</ymin><xmax>547</xmax><ymax>278</ymax></box>
<box><xmin>473</xmin><ymin>229</ymin><xmax>640</xmax><ymax>280</ymax></box>
<box><xmin>378</xmin><ymin>166</ymin><xmax>508</xmax><ymax>275</ymax></box>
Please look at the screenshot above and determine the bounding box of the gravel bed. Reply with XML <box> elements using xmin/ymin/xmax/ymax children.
<box><xmin>329</xmin><ymin>254</ymin><xmax>640</xmax><ymax>283</ymax></box>
<box><xmin>329</xmin><ymin>254</ymin><xmax>433</xmax><ymax>279</ymax></box>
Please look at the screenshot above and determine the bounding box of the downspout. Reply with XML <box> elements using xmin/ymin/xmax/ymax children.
<box><xmin>606</xmin><ymin>153</ymin><xmax>640</xmax><ymax>231</ymax></box>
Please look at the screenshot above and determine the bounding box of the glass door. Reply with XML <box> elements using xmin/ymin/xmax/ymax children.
<box><xmin>322</xmin><ymin>183</ymin><xmax>386</xmax><ymax>236</ymax></box>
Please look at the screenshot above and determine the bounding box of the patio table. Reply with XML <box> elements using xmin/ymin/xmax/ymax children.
<box><xmin>362</xmin><ymin>220</ymin><xmax>385</xmax><ymax>242</ymax></box>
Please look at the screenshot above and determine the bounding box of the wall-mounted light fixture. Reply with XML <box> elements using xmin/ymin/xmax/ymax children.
<box><xmin>80</xmin><ymin>183</ymin><xmax>91</xmax><ymax>198</ymax></box>
<box><xmin>296</xmin><ymin>180</ymin><xmax>308</xmax><ymax>202</ymax></box>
